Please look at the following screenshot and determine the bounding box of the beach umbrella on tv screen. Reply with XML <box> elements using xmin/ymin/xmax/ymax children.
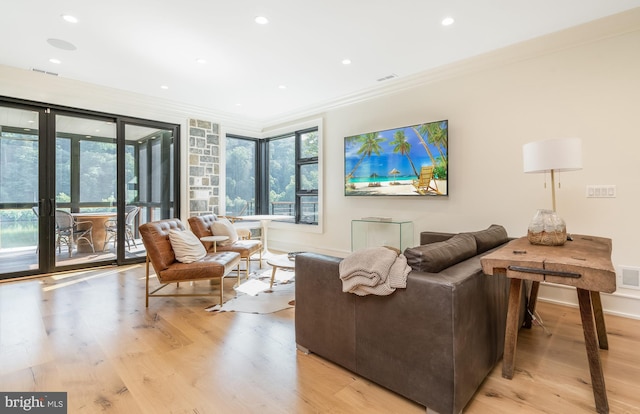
<box><xmin>389</xmin><ymin>168</ymin><xmax>400</xmax><ymax>177</ymax></box>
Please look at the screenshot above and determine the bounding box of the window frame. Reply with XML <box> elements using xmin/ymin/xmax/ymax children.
<box><xmin>293</xmin><ymin>127</ymin><xmax>318</xmax><ymax>224</ymax></box>
<box><xmin>225</xmin><ymin>134</ymin><xmax>260</xmax><ymax>215</ymax></box>
<box><xmin>225</xmin><ymin>120</ymin><xmax>321</xmax><ymax>228</ymax></box>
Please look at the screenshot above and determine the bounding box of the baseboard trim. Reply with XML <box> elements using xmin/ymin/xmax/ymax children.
<box><xmin>538</xmin><ymin>283</ymin><xmax>640</xmax><ymax>320</ymax></box>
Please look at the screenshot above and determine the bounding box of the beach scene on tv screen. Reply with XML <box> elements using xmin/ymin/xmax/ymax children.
<box><xmin>344</xmin><ymin>120</ymin><xmax>448</xmax><ymax>196</ymax></box>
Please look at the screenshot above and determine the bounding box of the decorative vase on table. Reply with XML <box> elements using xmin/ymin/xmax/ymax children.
<box><xmin>527</xmin><ymin>209</ymin><xmax>567</xmax><ymax>246</ymax></box>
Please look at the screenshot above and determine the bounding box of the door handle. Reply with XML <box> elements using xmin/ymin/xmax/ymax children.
<box><xmin>37</xmin><ymin>198</ymin><xmax>49</xmax><ymax>216</ymax></box>
<box><xmin>47</xmin><ymin>198</ymin><xmax>55</xmax><ymax>216</ymax></box>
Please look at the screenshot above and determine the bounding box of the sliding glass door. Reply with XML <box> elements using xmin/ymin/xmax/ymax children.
<box><xmin>0</xmin><ymin>99</ymin><xmax>179</xmax><ymax>280</ymax></box>
<box><xmin>54</xmin><ymin>113</ymin><xmax>118</xmax><ymax>267</ymax></box>
<box><xmin>121</xmin><ymin>122</ymin><xmax>177</xmax><ymax>256</ymax></box>
<box><xmin>0</xmin><ymin>105</ymin><xmax>42</xmax><ymax>275</ymax></box>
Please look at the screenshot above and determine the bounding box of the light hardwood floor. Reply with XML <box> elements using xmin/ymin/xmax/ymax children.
<box><xmin>1</xmin><ymin>263</ymin><xmax>639</xmax><ymax>413</ymax></box>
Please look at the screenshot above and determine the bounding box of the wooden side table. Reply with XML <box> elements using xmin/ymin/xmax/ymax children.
<box><xmin>199</xmin><ymin>235</ymin><xmax>229</xmax><ymax>252</ymax></box>
<box><xmin>266</xmin><ymin>255</ymin><xmax>295</xmax><ymax>290</ymax></box>
<box><xmin>199</xmin><ymin>236</ymin><xmax>231</xmax><ymax>287</ymax></box>
<box><xmin>481</xmin><ymin>235</ymin><xmax>616</xmax><ymax>414</ymax></box>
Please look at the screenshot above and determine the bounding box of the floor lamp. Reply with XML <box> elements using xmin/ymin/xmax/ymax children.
<box><xmin>522</xmin><ymin>137</ymin><xmax>583</xmax><ymax>212</ymax></box>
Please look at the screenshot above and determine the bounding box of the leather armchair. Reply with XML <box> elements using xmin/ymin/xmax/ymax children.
<box><xmin>139</xmin><ymin>218</ymin><xmax>241</xmax><ymax>307</ymax></box>
<box><xmin>188</xmin><ymin>215</ymin><xmax>263</xmax><ymax>279</ymax></box>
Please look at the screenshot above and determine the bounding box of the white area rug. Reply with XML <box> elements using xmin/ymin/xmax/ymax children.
<box><xmin>235</xmin><ymin>279</ymin><xmax>271</xmax><ymax>296</ymax></box>
<box><xmin>206</xmin><ymin>268</ymin><xmax>295</xmax><ymax>314</ymax></box>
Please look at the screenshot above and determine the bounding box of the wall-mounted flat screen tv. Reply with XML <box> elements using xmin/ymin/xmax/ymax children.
<box><xmin>344</xmin><ymin>119</ymin><xmax>448</xmax><ymax>197</ymax></box>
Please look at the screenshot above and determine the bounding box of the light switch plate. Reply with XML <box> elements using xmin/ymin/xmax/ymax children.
<box><xmin>586</xmin><ymin>185</ymin><xmax>616</xmax><ymax>198</ymax></box>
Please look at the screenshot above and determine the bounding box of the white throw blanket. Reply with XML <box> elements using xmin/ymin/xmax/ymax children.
<box><xmin>339</xmin><ymin>247</ymin><xmax>411</xmax><ymax>296</ymax></box>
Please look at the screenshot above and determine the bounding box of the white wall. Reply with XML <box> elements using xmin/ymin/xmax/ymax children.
<box><xmin>266</xmin><ymin>14</ymin><xmax>640</xmax><ymax>319</ymax></box>
<box><xmin>1</xmin><ymin>11</ymin><xmax>638</xmax><ymax>318</ymax></box>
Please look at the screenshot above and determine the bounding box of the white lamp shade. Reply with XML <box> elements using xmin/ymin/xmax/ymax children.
<box><xmin>523</xmin><ymin>138</ymin><xmax>582</xmax><ymax>173</ymax></box>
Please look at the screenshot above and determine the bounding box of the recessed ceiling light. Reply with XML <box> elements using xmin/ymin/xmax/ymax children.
<box><xmin>49</xmin><ymin>58</ymin><xmax>61</xmax><ymax>64</ymax></box>
<box><xmin>195</xmin><ymin>58</ymin><xmax>207</xmax><ymax>64</ymax></box>
<box><xmin>342</xmin><ymin>59</ymin><xmax>352</xmax><ymax>65</ymax></box>
<box><xmin>255</xmin><ymin>16</ymin><xmax>269</xmax><ymax>25</ymax></box>
<box><xmin>61</xmin><ymin>14</ymin><xmax>78</xmax><ymax>23</ymax></box>
<box><xmin>47</xmin><ymin>38</ymin><xmax>77</xmax><ymax>51</ymax></box>
<box><xmin>278</xmin><ymin>85</ymin><xmax>287</xmax><ymax>89</ymax></box>
<box><xmin>160</xmin><ymin>85</ymin><xmax>169</xmax><ymax>90</ymax></box>
<box><xmin>235</xmin><ymin>103</ymin><xmax>242</xmax><ymax>107</ymax></box>
<box><xmin>442</xmin><ymin>17</ymin><xmax>455</xmax><ymax>26</ymax></box>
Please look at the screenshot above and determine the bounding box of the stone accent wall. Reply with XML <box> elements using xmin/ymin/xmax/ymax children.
<box><xmin>188</xmin><ymin>119</ymin><xmax>220</xmax><ymax>217</ymax></box>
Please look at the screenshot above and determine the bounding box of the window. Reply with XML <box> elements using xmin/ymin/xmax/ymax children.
<box><xmin>79</xmin><ymin>139</ymin><xmax>117</xmax><ymax>204</ymax></box>
<box><xmin>0</xmin><ymin>99</ymin><xmax>179</xmax><ymax>278</ymax></box>
<box><xmin>268</xmin><ymin>135</ymin><xmax>295</xmax><ymax>216</ymax></box>
<box><xmin>54</xmin><ymin>115</ymin><xmax>117</xmax><ymax>210</ymax></box>
<box><xmin>134</xmin><ymin>127</ymin><xmax>176</xmax><ymax>221</ymax></box>
<box><xmin>0</xmin><ymin>129</ymin><xmax>38</xmax><ymax>203</ymax></box>
<box><xmin>226</xmin><ymin>126</ymin><xmax>319</xmax><ymax>225</ymax></box>
<box><xmin>296</xmin><ymin>129</ymin><xmax>319</xmax><ymax>224</ymax></box>
<box><xmin>225</xmin><ymin>136</ymin><xmax>258</xmax><ymax>215</ymax></box>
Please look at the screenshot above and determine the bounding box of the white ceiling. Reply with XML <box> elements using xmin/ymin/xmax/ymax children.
<box><xmin>1</xmin><ymin>1</ymin><xmax>640</xmax><ymax>124</ymax></box>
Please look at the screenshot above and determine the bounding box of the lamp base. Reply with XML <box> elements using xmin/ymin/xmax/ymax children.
<box><xmin>527</xmin><ymin>209</ymin><xmax>567</xmax><ymax>246</ymax></box>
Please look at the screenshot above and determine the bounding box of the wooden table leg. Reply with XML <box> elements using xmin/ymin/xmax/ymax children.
<box><xmin>524</xmin><ymin>280</ymin><xmax>540</xmax><ymax>328</ymax></box>
<box><xmin>269</xmin><ymin>265</ymin><xmax>278</xmax><ymax>289</ymax></box>
<box><xmin>590</xmin><ymin>291</ymin><xmax>609</xmax><ymax>350</ymax></box>
<box><xmin>502</xmin><ymin>278</ymin><xmax>524</xmax><ymax>379</ymax></box>
<box><xmin>577</xmin><ymin>288</ymin><xmax>609</xmax><ymax>414</ymax></box>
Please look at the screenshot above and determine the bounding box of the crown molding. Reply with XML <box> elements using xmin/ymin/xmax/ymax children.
<box><xmin>261</xmin><ymin>7</ymin><xmax>640</xmax><ymax>129</ymax></box>
<box><xmin>0</xmin><ymin>64</ymin><xmax>265</xmax><ymax>134</ymax></box>
<box><xmin>2</xmin><ymin>7</ymin><xmax>638</xmax><ymax>134</ymax></box>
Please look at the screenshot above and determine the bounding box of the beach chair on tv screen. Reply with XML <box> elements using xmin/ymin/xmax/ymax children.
<box><xmin>412</xmin><ymin>166</ymin><xmax>440</xmax><ymax>195</ymax></box>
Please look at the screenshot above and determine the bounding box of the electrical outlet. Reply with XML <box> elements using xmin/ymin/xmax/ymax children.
<box><xmin>586</xmin><ymin>185</ymin><xmax>616</xmax><ymax>198</ymax></box>
<box><xmin>618</xmin><ymin>266</ymin><xmax>640</xmax><ymax>290</ymax></box>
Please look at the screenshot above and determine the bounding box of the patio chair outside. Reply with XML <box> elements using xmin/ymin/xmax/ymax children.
<box><xmin>103</xmin><ymin>205</ymin><xmax>141</xmax><ymax>251</ymax></box>
<box><xmin>55</xmin><ymin>210</ymin><xmax>95</xmax><ymax>257</ymax></box>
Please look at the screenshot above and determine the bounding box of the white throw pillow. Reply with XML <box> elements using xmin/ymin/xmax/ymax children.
<box><xmin>168</xmin><ymin>229</ymin><xmax>206</xmax><ymax>263</ymax></box>
<box><xmin>211</xmin><ymin>218</ymin><xmax>239</xmax><ymax>246</ymax></box>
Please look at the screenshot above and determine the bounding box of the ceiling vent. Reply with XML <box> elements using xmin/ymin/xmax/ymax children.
<box><xmin>32</xmin><ymin>68</ymin><xmax>59</xmax><ymax>76</ymax></box>
<box><xmin>377</xmin><ymin>73</ymin><xmax>398</xmax><ymax>82</ymax></box>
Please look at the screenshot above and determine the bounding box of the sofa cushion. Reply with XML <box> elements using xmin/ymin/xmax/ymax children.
<box><xmin>404</xmin><ymin>233</ymin><xmax>477</xmax><ymax>273</ymax></box>
<box><xmin>168</xmin><ymin>229</ymin><xmax>206</xmax><ymax>263</ymax></box>
<box><xmin>466</xmin><ymin>224</ymin><xmax>509</xmax><ymax>254</ymax></box>
<box><xmin>419</xmin><ymin>231</ymin><xmax>455</xmax><ymax>245</ymax></box>
<box><xmin>211</xmin><ymin>218</ymin><xmax>239</xmax><ymax>246</ymax></box>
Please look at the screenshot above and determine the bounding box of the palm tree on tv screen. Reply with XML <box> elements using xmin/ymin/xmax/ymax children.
<box><xmin>346</xmin><ymin>133</ymin><xmax>385</xmax><ymax>178</ymax></box>
<box><xmin>412</xmin><ymin>122</ymin><xmax>448</xmax><ymax>170</ymax></box>
<box><xmin>390</xmin><ymin>130</ymin><xmax>419</xmax><ymax>177</ymax></box>
<box><xmin>425</xmin><ymin>122</ymin><xmax>448</xmax><ymax>164</ymax></box>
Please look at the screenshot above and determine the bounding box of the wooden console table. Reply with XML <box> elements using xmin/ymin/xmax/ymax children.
<box><xmin>481</xmin><ymin>235</ymin><xmax>616</xmax><ymax>414</ymax></box>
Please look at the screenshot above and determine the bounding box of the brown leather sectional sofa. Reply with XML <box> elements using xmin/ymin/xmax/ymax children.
<box><xmin>295</xmin><ymin>226</ymin><xmax>520</xmax><ymax>414</ymax></box>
